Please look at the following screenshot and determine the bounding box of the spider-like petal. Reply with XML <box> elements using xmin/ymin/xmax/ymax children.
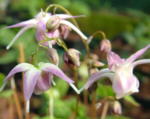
<box><xmin>127</xmin><ymin>44</ymin><xmax>150</xmax><ymax>62</ymax></box>
<box><xmin>60</xmin><ymin>20</ymin><xmax>88</xmax><ymax>40</ymax></box>
<box><xmin>40</xmin><ymin>63</ymin><xmax>74</xmax><ymax>84</ymax></box>
<box><xmin>6</xmin><ymin>26</ymin><xmax>34</xmax><ymax>50</ymax></box>
<box><xmin>23</xmin><ymin>69</ymin><xmax>41</xmax><ymax>101</ymax></box>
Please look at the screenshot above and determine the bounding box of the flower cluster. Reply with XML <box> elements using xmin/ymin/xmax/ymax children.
<box><xmin>1</xmin><ymin>5</ymin><xmax>150</xmax><ymax>116</ymax></box>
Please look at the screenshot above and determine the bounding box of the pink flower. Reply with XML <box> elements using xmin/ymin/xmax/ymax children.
<box><xmin>0</xmin><ymin>62</ymin><xmax>79</xmax><ymax>112</ymax></box>
<box><xmin>82</xmin><ymin>45</ymin><xmax>150</xmax><ymax>99</ymax></box>
<box><xmin>6</xmin><ymin>11</ymin><xmax>87</xmax><ymax>49</ymax></box>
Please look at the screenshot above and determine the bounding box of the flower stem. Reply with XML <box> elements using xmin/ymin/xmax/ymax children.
<box><xmin>45</xmin><ymin>4</ymin><xmax>90</xmax><ymax>56</ymax></box>
<box><xmin>91</xmin><ymin>90</ymin><xmax>97</xmax><ymax>119</ymax></box>
<box><xmin>11</xmin><ymin>79</ymin><xmax>23</xmax><ymax>119</ymax></box>
<box><xmin>101</xmin><ymin>102</ymin><xmax>109</xmax><ymax>119</ymax></box>
<box><xmin>18</xmin><ymin>43</ymin><xmax>26</xmax><ymax>118</ymax></box>
<box><xmin>49</xmin><ymin>95</ymin><xmax>54</xmax><ymax>119</ymax></box>
<box><xmin>72</xmin><ymin>66</ymin><xmax>79</xmax><ymax>119</ymax></box>
<box><xmin>45</xmin><ymin>4</ymin><xmax>79</xmax><ymax>27</ymax></box>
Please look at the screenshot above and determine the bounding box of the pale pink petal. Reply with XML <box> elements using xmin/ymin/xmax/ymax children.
<box><xmin>4</xmin><ymin>63</ymin><xmax>34</xmax><ymax>82</ymax></box>
<box><xmin>83</xmin><ymin>68</ymin><xmax>114</xmax><ymax>90</ymax></box>
<box><xmin>127</xmin><ymin>45</ymin><xmax>150</xmax><ymax>62</ymax></box>
<box><xmin>47</xmin><ymin>29</ymin><xmax>60</xmax><ymax>38</ymax></box>
<box><xmin>7</xmin><ymin>26</ymin><xmax>34</xmax><ymax>49</ymax></box>
<box><xmin>54</xmin><ymin>14</ymin><xmax>85</xmax><ymax>19</ymax></box>
<box><xmin>6</xmin><ymin>19</ymin><xmax>36</xmax><ymax>28</ymax></box>
<box><xmin>23</xmin><ymin>69</ymin><xmax>41</xmax><ymax>101</ymax></box>
<box><xmin>133</xmin><ymin>59</ymin><xmax>150</xmax><ymax>67</ymax></box>
<box><xmin>60</xmin><ymin>20</ymin><xmax>88</xmax><ymax>40</ymax></box>
<box><xmin>107</xmin><ymin>51</ymin><xmax>125</xmax><ymax>70</ymax></box>
<box><xmin>113</xmin><ymin>73</ymin><xmax>139</xmax><ymax>99</ymax></box>
<box><xmin>34</xmin><ymin>72</ymin><xmax>53</xmax><ymax>94</ymax></box>
<box><xmin>40</xmin><ymin>63</ymin><xmax>74</xmax><ymax>83</ymax></box>
<box><xmin>60</xmin><ymin>25</ymin><xmax>70</xmax><ymax>39</ymax></box>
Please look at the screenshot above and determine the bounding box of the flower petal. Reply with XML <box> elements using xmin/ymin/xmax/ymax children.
<box><xmin>60</xmin><ymin>20</ymin><xmax>88</xmax><ymax>40</ymax></box>
<box><xmin>23</xmin><ymin>69</ymin><xmax>41</xmax><ymax>101</ymax></box>
<box><xmin>133</xmin><ymin>59</ymin><xmax>150</xmax><ymax>67</ymax></box>
<box><xmin>113</xmin><ymin>70</ymin><xmax>139</xmax><ymax>99</ymax></box>
<box><xmin>83</xmin><ymin>68</ymin><xmax>114</xmax><ymax>90</ymax></box>
<box><xmin>34</xmin><ymin>72</ymin><xmax>53</xmax><ymax>94</ymax></box>
<box><xmin>4</xmin><ymin>63</ymin><xmax>34</xmax><ymax>82</ymax></box>
<box><xmin>40</xmin><ymin>63</ymin><xmax>74</xmax><ymax>83</ymax></box>
<box><xmin>127</xmin><ymin>44</ymin><xmax>150</xmax><ymax>62</ymax></box>
<box><xmin>6</xmin><ymin>26</ymin><xmax>34</xmax><ymax>50</ymax></box>
<box><xmin>54</xmin><ymin>14</ymin><xmax>85</xmax><ymax>19</ymax></box>
<box><xmin>6</xmin><ymin>19</ymin><xmax>36</xmax><ymax>28</ymax></box>
<box><xmin>107</xmin><ymin>51</ymin><xmax>125</xmax><ymax>70</ymax></box>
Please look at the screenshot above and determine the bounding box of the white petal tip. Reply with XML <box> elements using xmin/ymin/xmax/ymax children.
<box><xmin>26</xmin><ymin>100</ymin><xmax>30</xmax><ymax>113</ymax></box>
<box><xmin>0</xmin><ymin>82</ymin><xmax>7</xmax><ymax>92</ymax></box>
<box><xmin>6</xmin><ymin>46</ymin><xmax>10</xmax><ymax>50</ymax></box>
<box><xmin>69</xmin><ymin>83</ymin><xmax>80</xmax><ymax>94</ymax></box>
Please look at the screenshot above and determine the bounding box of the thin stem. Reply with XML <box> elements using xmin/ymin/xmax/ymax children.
<box><xmin>72</xmin><ymin>66</ymin><xmax>79</xmax><ymax>119</ymax></box>
<box><xmin>10</xmin><ymin>79</ymin><xmax>23</xmax><ymax>119</ymax></box>
<box><xmin>45</xmin><ymin>4</ymin><xmax>89</xmax><ymax>56</ymax></box>
<box><xmin>18</xmin><ymin>43</ymin><xmax>25</xmax><ymax>63</ymax></box>
<box><xmin>83</xmin><ymin>90</ymin><xmax>88</xmax><ymax>105</ymax></box>
<box><xmin>45</xmin><ymin>4</ymin><xmax>79</xmax><ymax>28</ymax></box>
<box><xmin>101</xmin><ymin>102</ymin><xmax>109</xmax><ymax>119</ymax></box>
<box><xmin>49</xmin><ymin>96</ymin><xmax>54</xmax><ymax>119</ymax></box>
<box><xmin>91</xmin><ymin>90</ymin><xmax>97</xmax><ymax>119</ymax></box>
<box><xmin>18</xmin><ymin>43</ymin><xmax>26</xmax><ymax>118</ymax></box>
<box><xmin>89</xmin><ymin>31</ymin><xmax>106</xmax><ymax>43</ymax></box>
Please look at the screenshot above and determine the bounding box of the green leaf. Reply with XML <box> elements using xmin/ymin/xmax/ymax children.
<box><xmin>96</xmin><ymin>84</ymin><xmax>115</xmax><ymax>98</ymax></box>
<box><xmin>124</xmin><ymin>96</ymin><xmax>140</xmax><ymax>106</ymax></box>
<box><xmin>0</xmin><ymin>50</ymin><xmax>17</xmax><ymax>64</ymax></box>
<box><xmin>0</xmin><ymin>73</ymin><xmax>5</xmax><ymax>87</ymax></box>
<box><xmin>55</xmin><ymin>78</ymin><xmax>69</xmax><ymax>97</ymax></box>
<box><xmin>0</xmin><ymin>90</ymin><xmax>13</xmax><ymax>98</ymax></box>
<box><xmin>54</xmin><ymin>99</ymin><xmax>72</xmax><ymax>118</ymax></box>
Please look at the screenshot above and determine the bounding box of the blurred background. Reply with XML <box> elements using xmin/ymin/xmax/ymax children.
<box><xmin>0</xmin><ymin>0</ymin><xmax>150</xmax><ymax>119</ymax></box>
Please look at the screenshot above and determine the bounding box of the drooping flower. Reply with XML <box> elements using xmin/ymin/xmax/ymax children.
<box><xmin>82</xmin><ymin>44</ymin><xmax>150</xmax><ymax>99</ymax></box>
<box><xmin>1</xmin><ymin>62</ymin><xmax>79</xmax><ymax>112</ymax></box>
<box><xmin>113</xmin><ymin>101</ymin><xmax>122</xmax><ymax>115</ymax></box>
<box><xmin>6</xmin><ymin>11</ymin><xmax>87</xmax><ymax>49</ymax></box>
<box><xmin>64</xmin><ymin>48</ymin><xmax>81</xmax><ymax>67</ymax></box>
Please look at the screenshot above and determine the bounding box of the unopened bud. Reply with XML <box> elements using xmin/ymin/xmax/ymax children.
<box><xmin>90</xmin><ymin>53</ymin><xmax>99</xmax><ymax>61</ymax></box>
<box><xmin>90</xmin><ymin>68</ymin><xmax>99</xmax><ymax>75</ymax></box>
<box><xmin>46</xmin><ymin>16</ymin><xmax>60</xmax><ymax>31</ymax></box>
<box><xmin>100</xmin><ymin>39</ymin><xmax>111</xmax><ymax>53</ymax></box>
<box><xmin>48</xmin><ymin>48</ymin><xmax>59</xmax><ymax>65</ymax></box>
<box><xmin>64</xmin><ymin>48</ymin><xmax>80</xmax><ymax>67</ymax></box>
<box><xmin>113</xmin><ymin>101</ymin><xmax>122</xmax><ymax>115</ymax></box>
<box><xmin>88</xmin><ymin>53</ymin><xmax>105</xmax><ymax>68</ymax></box>
<box><xmin>93</xmin><ymin>60</ymin><xmax>105</xmax><ymax>67</ymax></box>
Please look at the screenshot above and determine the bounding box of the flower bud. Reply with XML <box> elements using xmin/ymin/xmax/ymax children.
<box><xmin>46</xmin><ymin>16</ymin><xmax>60</xmax><ymax>31</ymax></box>
<box><xmin>100</xmin><ymin>39</ymin><xmax>111</xmax><ymax>53</ymax></box>
<box><xmin>113</xmin><ymin>101</ymin><xmax>122</xmax><ymax>115</ymax></box>
<box><xmin>64</xmin><ymin>48</ymin><xmax>80</xmax><ymax>67</ymax></box>
<box><xmin>90</xmin><ymin>68</ymin><xmax>99</xmax><ymax>75</ymax></box>
<box><xmin>88</xmin><ymin>53</ymin><xmax>105</xmax><ymax>68</ymax></box>
<box><xmin>93</xmin><ymin>60</ymin><xmax>105</xmax><ymax>67</ymax></box>
<box><xmin>47</xmin><ymin>48</ymin><xmax>59</xmax><ymax>65</ymax></box>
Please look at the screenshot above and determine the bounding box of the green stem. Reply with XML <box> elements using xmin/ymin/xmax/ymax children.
<box><xmin>101</xmin><ymin>102</ymin><xmax>109</xmax><ymax>119</ymax></box>
<box><xmin>45</xmin><ymin>4</ymin><xmax>79</xmax><ymax>28</ymax></box>
<box><xmin>90</xmin><ymin>31</ymin><xmax>106</xmax><ymax>41</ymax></box>
<box><xmin>49</xmin><ymin>96</ymin><xmax>54</xmax><ymax>119</ymax></box>
<box><xmin>45</xmin><ymin>4</ymin><xmax>89</xmax><ymax>55</ymax></box>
